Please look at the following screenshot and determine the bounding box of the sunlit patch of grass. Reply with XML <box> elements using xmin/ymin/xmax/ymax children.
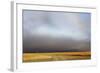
<box><xmin>23</xmin><ymin>52</ymin><xmax>91</xmax><ymax>62</ymax></box>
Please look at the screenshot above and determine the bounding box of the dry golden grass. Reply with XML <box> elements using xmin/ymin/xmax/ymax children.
<box><xmin>23</xmin><ymin>51</ymin><xmax>91</xmax><ymax>62</ymax></box>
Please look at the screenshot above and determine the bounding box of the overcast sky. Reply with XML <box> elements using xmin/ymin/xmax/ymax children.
<box><xmin>22</xmin><ymin>10</ymin><xmax>91</xmax><ymax>53</ymax></box>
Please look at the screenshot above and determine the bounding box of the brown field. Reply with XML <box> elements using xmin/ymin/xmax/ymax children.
<box><xmin>23</xmin><ymin>51</ymin><xmax>91</xmax><ymax>62</ymax></box>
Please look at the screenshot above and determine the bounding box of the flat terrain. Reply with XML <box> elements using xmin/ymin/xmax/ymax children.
<box><xmin>23</xmin><ymin>52</ymin><xmax>91</xmax><ymax>62</ymax></box>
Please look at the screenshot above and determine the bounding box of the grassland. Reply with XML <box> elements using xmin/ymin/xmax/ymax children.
<box><xmin>23</xmin><ymin>51</ymin><xmax>91</xmax><ymax>62</ymax></box>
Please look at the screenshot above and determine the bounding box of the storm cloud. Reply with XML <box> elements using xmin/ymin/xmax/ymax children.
<box><xmin>22</xmin><ymin>10</ymin><xmax>91</xmax><ymax>53</ymax></box>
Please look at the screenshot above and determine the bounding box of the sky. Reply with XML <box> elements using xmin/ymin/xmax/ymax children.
<box><xmin>22</xmin><ymin>10</ymin><xmax>91</xmax><ymax>53</ymax></box>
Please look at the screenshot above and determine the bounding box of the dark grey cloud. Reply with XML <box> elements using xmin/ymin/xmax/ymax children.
<box><xmin>22</xmin><ymin>10</ymin><xmax>91</xmax><ymax>53</ymax></box>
